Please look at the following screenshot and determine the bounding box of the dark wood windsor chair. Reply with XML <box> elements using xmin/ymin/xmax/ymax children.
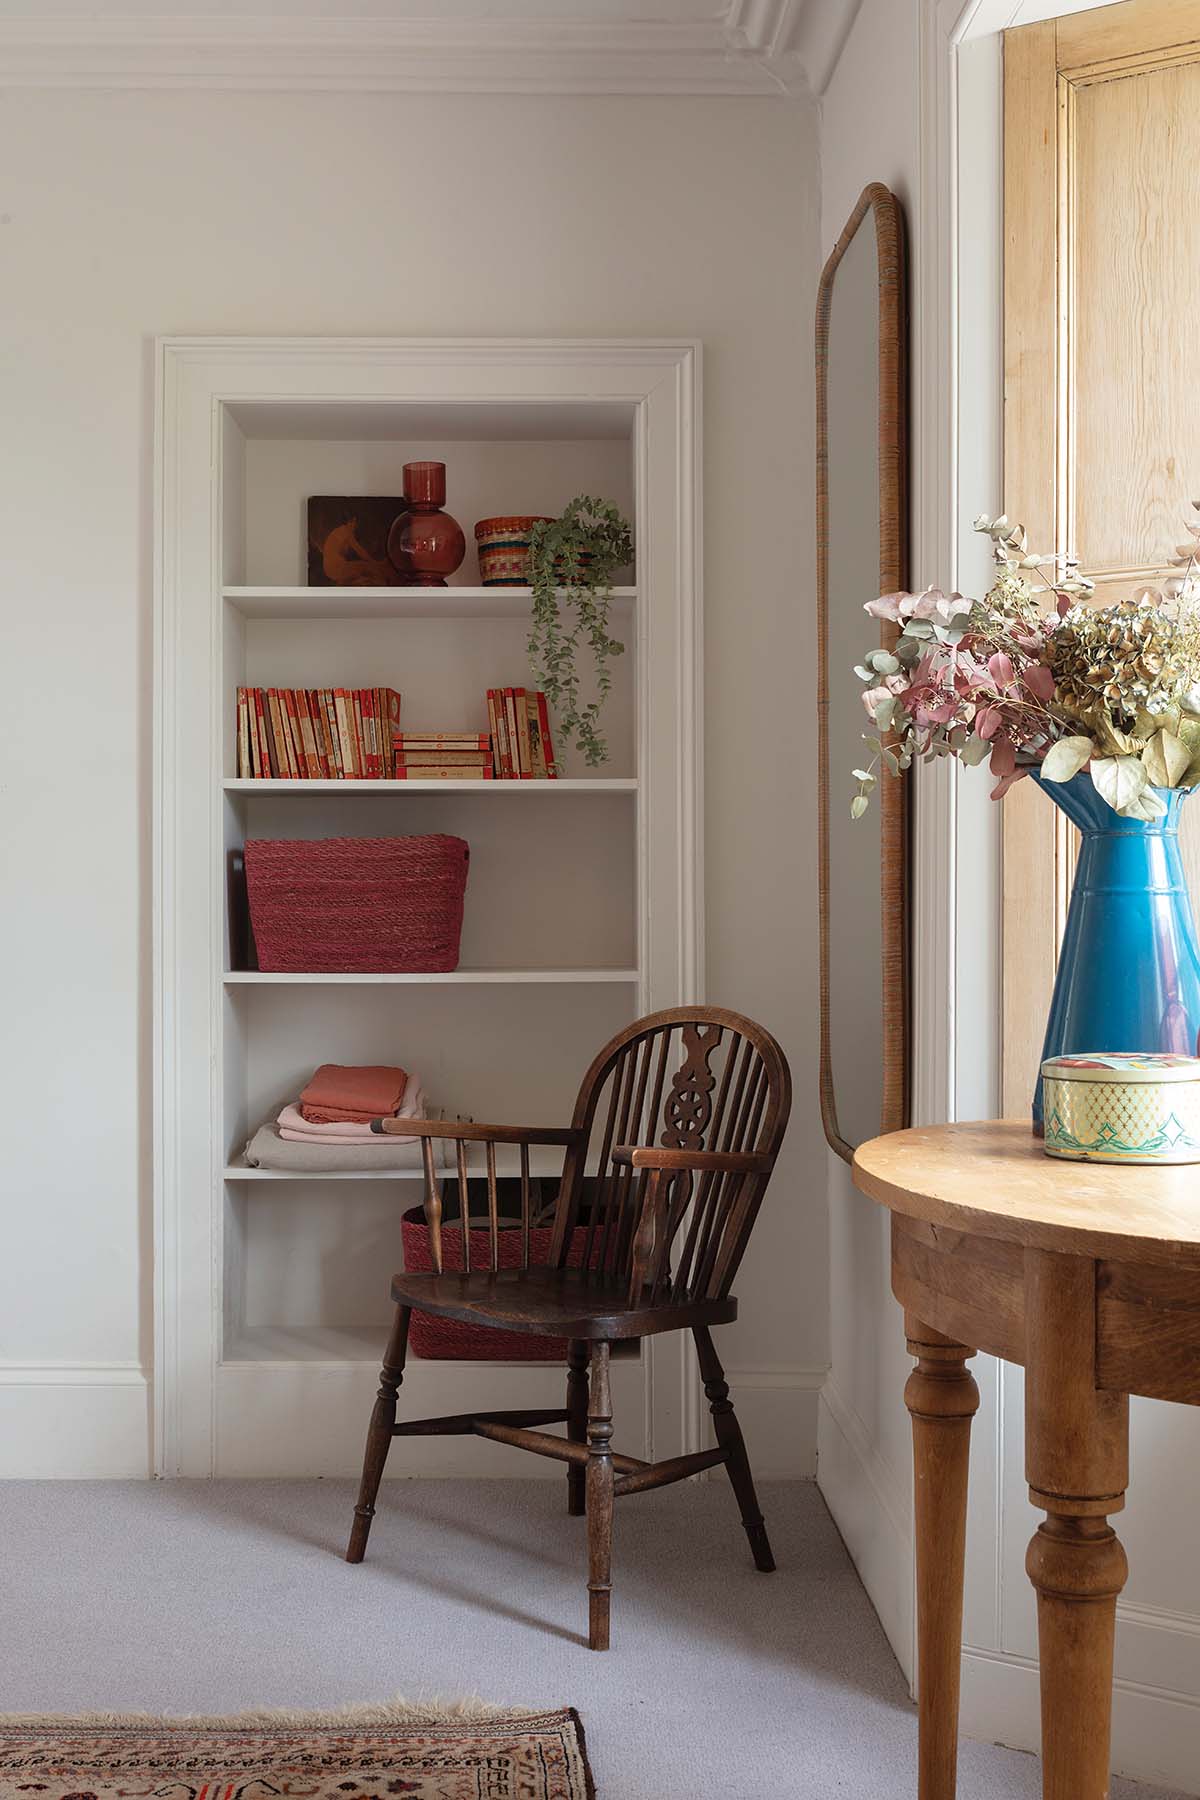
<box><xmin>345</xmin><ymin>1005</ymin><xmax>792</xmax><ymax>1650</ymax></box>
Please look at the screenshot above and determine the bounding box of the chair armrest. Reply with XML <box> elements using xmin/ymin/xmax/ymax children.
<box><xmin>378</xmin><ymin>1117</ymin><xmax>579</xmax><ymax>1146</ymax></box>
<box><xmin>612</xmin><ymin>1145</ymin><xmax>773</xmax><ymax>1175</ymax></box>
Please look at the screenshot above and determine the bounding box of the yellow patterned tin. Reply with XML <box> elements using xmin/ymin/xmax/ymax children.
<box><xmin>1041</xmin><ymin>1053</ymin><xmax>1200</xmax><ymax>1163</ymax></box>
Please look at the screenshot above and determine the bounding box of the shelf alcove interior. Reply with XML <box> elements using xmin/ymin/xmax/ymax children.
<box><xmin>218</xmin><ymin>393</ymin><xmax>643</xmax><ymax>1386</ymax></box>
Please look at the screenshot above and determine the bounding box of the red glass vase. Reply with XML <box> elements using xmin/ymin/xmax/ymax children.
<box><xmin>387</xmin><ymin>462</ymin><xmax>466</xmax><ymax>587</ymax></box>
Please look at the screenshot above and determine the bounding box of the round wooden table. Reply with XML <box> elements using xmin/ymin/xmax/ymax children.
<box><xmin>852</xmin><ymin>1120</ymin><xmax>1200</xmax><ymax>1800</ymax></box>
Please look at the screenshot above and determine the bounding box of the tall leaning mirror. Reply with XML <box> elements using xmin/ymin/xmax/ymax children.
<box><xmin>817</xmin><ymin>182</ymin><xmax>910</xmax><ymax>1161</ymax></box>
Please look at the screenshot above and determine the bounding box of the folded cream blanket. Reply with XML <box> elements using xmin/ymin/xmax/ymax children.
<box><xmin>243</xmin><ymin>1125</ymin><xmax>431</xmax><ymax>1174</ymax></box>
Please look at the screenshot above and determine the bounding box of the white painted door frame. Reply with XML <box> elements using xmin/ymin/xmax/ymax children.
<box><xmin>152</xmin><ymin>336</ymin><xmax>703</xmax><ymax>1480</ymax></box>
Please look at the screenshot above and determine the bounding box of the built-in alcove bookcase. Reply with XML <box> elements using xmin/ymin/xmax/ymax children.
<box><xmin>157</xmin><ymin>340</ymin><xmax>701</xmax><ymax>1477</ymax></box>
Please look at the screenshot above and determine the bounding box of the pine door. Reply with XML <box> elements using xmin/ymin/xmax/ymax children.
<box><xmin>1002</xmin><ymin>0</ymin><xmax>1200</xmax><ymax>1110</ymax></box>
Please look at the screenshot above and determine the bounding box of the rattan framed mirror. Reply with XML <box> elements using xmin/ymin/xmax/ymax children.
<box><xmin>816</xmin><ymin>182</ymin><xmax>910</xmax><ymax>1163</ymax></box>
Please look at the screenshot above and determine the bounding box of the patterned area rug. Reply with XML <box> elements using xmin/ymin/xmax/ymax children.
<box><xmin>0</xmin><ymin>1703</ymin><xmax>594</xmax><ymax>1800</ymax></box>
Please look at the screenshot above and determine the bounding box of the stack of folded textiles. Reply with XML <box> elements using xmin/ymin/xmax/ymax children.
<box><xmin>243</xmin><ymin>1063</ymin><xmax>430</xmax><ymax>1173</ymax></box>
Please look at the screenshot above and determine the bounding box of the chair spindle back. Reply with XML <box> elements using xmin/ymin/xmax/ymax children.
<box><xmin>415</xmin><ymin>1123</ymin><xmax>567</xmax><ymax>1277</ymax></box>
<box><xmin>409</xmin><ymin>1009</ymin><xmax>789</xmax><ymax>1296</ymax></box>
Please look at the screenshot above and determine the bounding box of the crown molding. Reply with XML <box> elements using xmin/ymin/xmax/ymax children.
<box><xmin>0</xmin><ymin>8</ymin><xmax>817</xmax><ymax>97</ymax></box>
<box><xmin>789</xmin><ymin>0</ymin><xmax>862</xmax><ymax>95</ymax></box>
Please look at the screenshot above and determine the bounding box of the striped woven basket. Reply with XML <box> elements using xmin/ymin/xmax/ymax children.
<box><xmin>243</xmin><ymin>835</ymin><xmax>469</xmax><ymax>973</ymax></box>
<box><xmin>473</xmin><ymin>515</ymin><xmax>553</xmax><ymax>586</ymax></box>
<box><xmin>402</xmin><ymin>1208</ymin><xmax>591</xmax><ymax>1360</ymax></box>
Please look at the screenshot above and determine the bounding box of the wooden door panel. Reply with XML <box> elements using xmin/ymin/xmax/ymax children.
<box><xmin>1073</xmin><ymin>57</ymin><xmax>1200</xmax><ymax>578</ymax></box>
<box><xmin>1002</xmin><ymin>1</ymin><xmax>1200</xmax><ymax>1114</ymax></box>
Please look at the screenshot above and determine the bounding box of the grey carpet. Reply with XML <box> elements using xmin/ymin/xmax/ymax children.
<box><xmin>0</xmin><ymin>1478</ymin><xmax>1185</xmax><ymax>1799</ymax></box>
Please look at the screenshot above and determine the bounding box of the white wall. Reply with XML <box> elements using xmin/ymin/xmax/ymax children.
<box><xmin>815</xmin><ymin>0</ymin><xmax>925</xmax><ymax>1672</ymax></box>
<box><xmin>0</xmin><ymin>88</ymin><xmax>823</xmax><ymax>1476</ymax></box>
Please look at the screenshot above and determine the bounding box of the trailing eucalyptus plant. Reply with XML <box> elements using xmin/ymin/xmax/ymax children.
<box><xmin>528</xmin><ymin>496</ymin><xmax>633</xmax><ymax>767</ymax></box>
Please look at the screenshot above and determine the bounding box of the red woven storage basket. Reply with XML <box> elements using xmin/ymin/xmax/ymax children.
<box><xmin>402</xmin><ymin>1207</ymin><xmax>591</xmax><ymax>1360</ymax></box>
<box><xmin>243</xmin><ymin>835</ymin><xmax>469</xmax><ymax>973</ymax></box>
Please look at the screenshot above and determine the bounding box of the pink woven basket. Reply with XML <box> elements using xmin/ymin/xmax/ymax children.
<box><xmin>243</xmin><ymin>835</ymin><xmax>469</xmax><ymax>973</ymax></box>
<box><xmin>402</xmin><ymin>1208</ymin><xmax>591</xmax><ymax>1360</ymax></box>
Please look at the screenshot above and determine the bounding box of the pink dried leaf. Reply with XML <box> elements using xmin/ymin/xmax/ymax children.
<box><xmin>990</xmin><ymin>764</ymin><xmax>1030</xmax><ymax>801</ymax></box>
<box><xmin>865</xmin><ymin>592</ymin><xmax>906</xmax><ymax>620</ymax></box>
<box><xmin>1024</xmin><ymin>663</ymin><xmax>1055</xmax><ymax>703</ymax></box>
<box><xmin>989</xmin><ymin>735</ymin><xmax>1016</xmax><ymax>779</ymax></box>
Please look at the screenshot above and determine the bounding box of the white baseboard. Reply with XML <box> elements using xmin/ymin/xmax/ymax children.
<box><xmin>0</xmin><ymin>1357</ymin><xmax>821</xmax><ymax>1482</ymax></box>
<box><xmin>961</xmin><ymin>1642</ymin><xmax>1200</xmax><ymax>1797</ymax></box>
<box><xmin>721</xmin><ymin>1365</ymin><xmax>825</xmax><ymax>1479</ymax></box>
<box><xmin>817</xmin><ymin>1378</ymin><xmax>914</xmax><ymax>1682</ymax></box>
<box><xmin>0</xmin><ymin>1363</ymin><xmax>152</xmax><ymax>1477</ymax></box>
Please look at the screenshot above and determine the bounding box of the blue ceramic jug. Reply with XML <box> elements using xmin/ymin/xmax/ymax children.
<box><xmin>1032</xmin><ymin>770</ymin><xmax>1200</xmax><ymax>1130</ymax></box>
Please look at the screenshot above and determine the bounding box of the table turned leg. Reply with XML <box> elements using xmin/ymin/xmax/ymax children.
<box><xmin>1024</xmin><ymin>1249</ymin><xmax>1129</xmax><ymax>1800</ymax></box>
<box><xmin>904</xmin><ymin>1314</ymin><xmax>980</xmax><ymax>1800</ymax></box>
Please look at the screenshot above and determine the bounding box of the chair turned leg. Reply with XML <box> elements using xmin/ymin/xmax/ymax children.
<box><xmin>566</xmin><ymin>1339</ymin><xmax>589</xmax><ymax>1517</ymax></box>
<box><xmin>586</xmin><ymin>1340</ymin><xmax>614</xmax><ymax>1649</ymax></box>
<box><xmin>346</xmin><ymin>1304</ymin><xmax>410</xmax><ymax>1564</ymax></box>
<box><xmin>693</xmin><ymin>1325</ymin><xmax>775</xmax><ymax>1572</ymax></box>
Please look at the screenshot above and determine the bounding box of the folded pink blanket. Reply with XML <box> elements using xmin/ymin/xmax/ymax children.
<box><xmin>300</xmin><ymin>1062</ymin><xmax>409</xmax><ymax>1124</ymax></box>
<box><xmin>278</xmin><ymin>1083</ymin><xmax>425</xmax><ymax>1144</ymax></box>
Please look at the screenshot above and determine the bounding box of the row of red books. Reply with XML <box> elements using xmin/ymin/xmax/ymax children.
<box><xmin>486</xmin><ymin>689</ymin><xmax>559</xmax><ymax>778</ymax></box>
<box><xmin>234</xmin><ymin>685</ymin><xmax>561</xmax><ymax>780</ymax></box>
<box><xmin>237</xmin><ymin>686</ymin><xmax>402</xmax><ymax>780</ymax></box>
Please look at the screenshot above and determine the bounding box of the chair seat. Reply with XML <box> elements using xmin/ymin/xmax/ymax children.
<box><xmin>390</xmin><ymin>1265</ymin><xmax>738</xmax><ymax>1340</ymax></box>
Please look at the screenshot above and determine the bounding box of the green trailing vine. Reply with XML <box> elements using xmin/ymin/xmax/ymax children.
<box><xmin>528</xmin><ymin>496</ymin><xmax>633</xmax><ymax>768</ymax></box>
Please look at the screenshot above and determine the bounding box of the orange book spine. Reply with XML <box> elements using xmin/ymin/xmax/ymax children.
<box><xmin>350</xmin><ymin>690</ymin><xmax>368</xmax><ymax>777</ymax></box>
<box><xmin>524</xmin><ymin>692</ymin><xmax>546</xmax><ymax>778</ymax></box>
<box><xmin>372</xmin><ymin>688</ymin><xmax>386</xmax><ymax>779</ymax></box>
<box><xmin>485</xmin><ymin>690</ymin><xmax>503</xmax><ymax>777</ymax></box>
<box><xmin>266</xmin><ymin>691</ymin><xmax>290</xmax><ymax>777</ymax></box>
<box><xmin>282</xmin><ymin>690</ymin><xmax>304</xmax><ymax>778</ymax></box>
<box><xmin>513</xmin><ymin>686</ymin><xmax>533</xmax><ymax>778</ymax></box>
<box><xmin>296</xmin><ymin>690</ymin><xmax>320</xmax><ymax>779</ymax></box>
<box><xmin>380</xmin><ymin>688</ymin><xmax>402</xmax><ymax>775</ymax></box>
<box><xmin>395</xmin><ymin>733</ymin><xmax>491</xmax><ymax>750</ymax></box>
<box><xmin>396</xmin><ymin>749</ymin><xmax>492</xmax><ymax>764</ymax></box>
<box><xmin>503</xmin><ymin>688</ymin><xmax>523</xmax><ymax>777</ymax></box>
<box><xmin>333</xmin><ymin>689</ymin><xmax>359</xmax><ymax>777</ymax></box>
<box><xmin>394</xmin><ymin>765</ymin><xmax>493</xmax><ymax>780</ymax></box>
<box><xmin>355</xmin><ymin>688</ymin><xmax>373</xmax><ymax>778</ymax></box>
<box><xmin>367</xmin><ymin>684</ymin><xmax>379</xmax><ymax>777</ymax></box>
<box><xmin>320</xmin><ymin>690</ymin><xmax>343</xmax><ymax>777</ymax></box>
<box><xmin>535</xmin><ymin>691</ymin><xmax>559</xmax><ymax>779</ymax></box>
<box><xmin>252</xmin><ymin>688</ymin><xmax>270</xmax><ymax>777</ymax></box>
<box><xmin>237</xmin><ymin>688</ymin><xmax>251</xmax><ymax>779</ymax></box>
<box><xmin>308</xmin><ymin>691</ymin><xmax>331</xmax><ymax>778</ymax></box>
<box><xmin>498</xmin><ymin>689</ymin><xmax>515</xmax><ymax>778</ymax></box>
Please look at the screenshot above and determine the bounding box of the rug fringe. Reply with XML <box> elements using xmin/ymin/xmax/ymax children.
<box><xmin>0</xmin><ymin>1697</ymin><xmax>552</xmax><ymax>1730</ymax></box>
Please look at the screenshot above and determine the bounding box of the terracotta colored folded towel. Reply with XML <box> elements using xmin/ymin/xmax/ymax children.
<box><xmin>278</xmin><ymin>1083</ymin><xmax>425</xmax><ymax>1142</ymax></box>
<box><xmin>300</xmin><ymin>1062</ymin><xmax>408</xmax><ymax>1124</ymax></box>
<box><xmin>243</xmin><ymin>1125</ymin><xmax>429</xmax><ymax>1174</ymax></box>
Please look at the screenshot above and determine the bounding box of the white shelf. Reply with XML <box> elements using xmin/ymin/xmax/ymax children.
<box><xmin>224</xmin><ymin>1147</ymin><xmax>569</xmax><ymax>1181</ymax></box>
<box><xmin>223</xmin><ymin>969</ymin><xmax>638</xmax><ymax>985</ymax></box>
<box><xmin>225</xmin><ymin>1160</ymin><xmax>427</xmax><ymax>1182</ymax></box>
<box><xmin>222</xmin><ymin>777</ymin><xmax>636</xmax><ymax>794</ymax></box>
<box><xmin>224</xmin><ymin>584</ymin><xmax>636</xmax><ymax>621</ymax></box>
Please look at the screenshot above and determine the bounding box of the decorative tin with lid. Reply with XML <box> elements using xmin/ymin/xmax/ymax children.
<box><xmin>1041</xmin><ymin>1053</ymin><xmax>1200</xmax><ymax>1163</ymax></box>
